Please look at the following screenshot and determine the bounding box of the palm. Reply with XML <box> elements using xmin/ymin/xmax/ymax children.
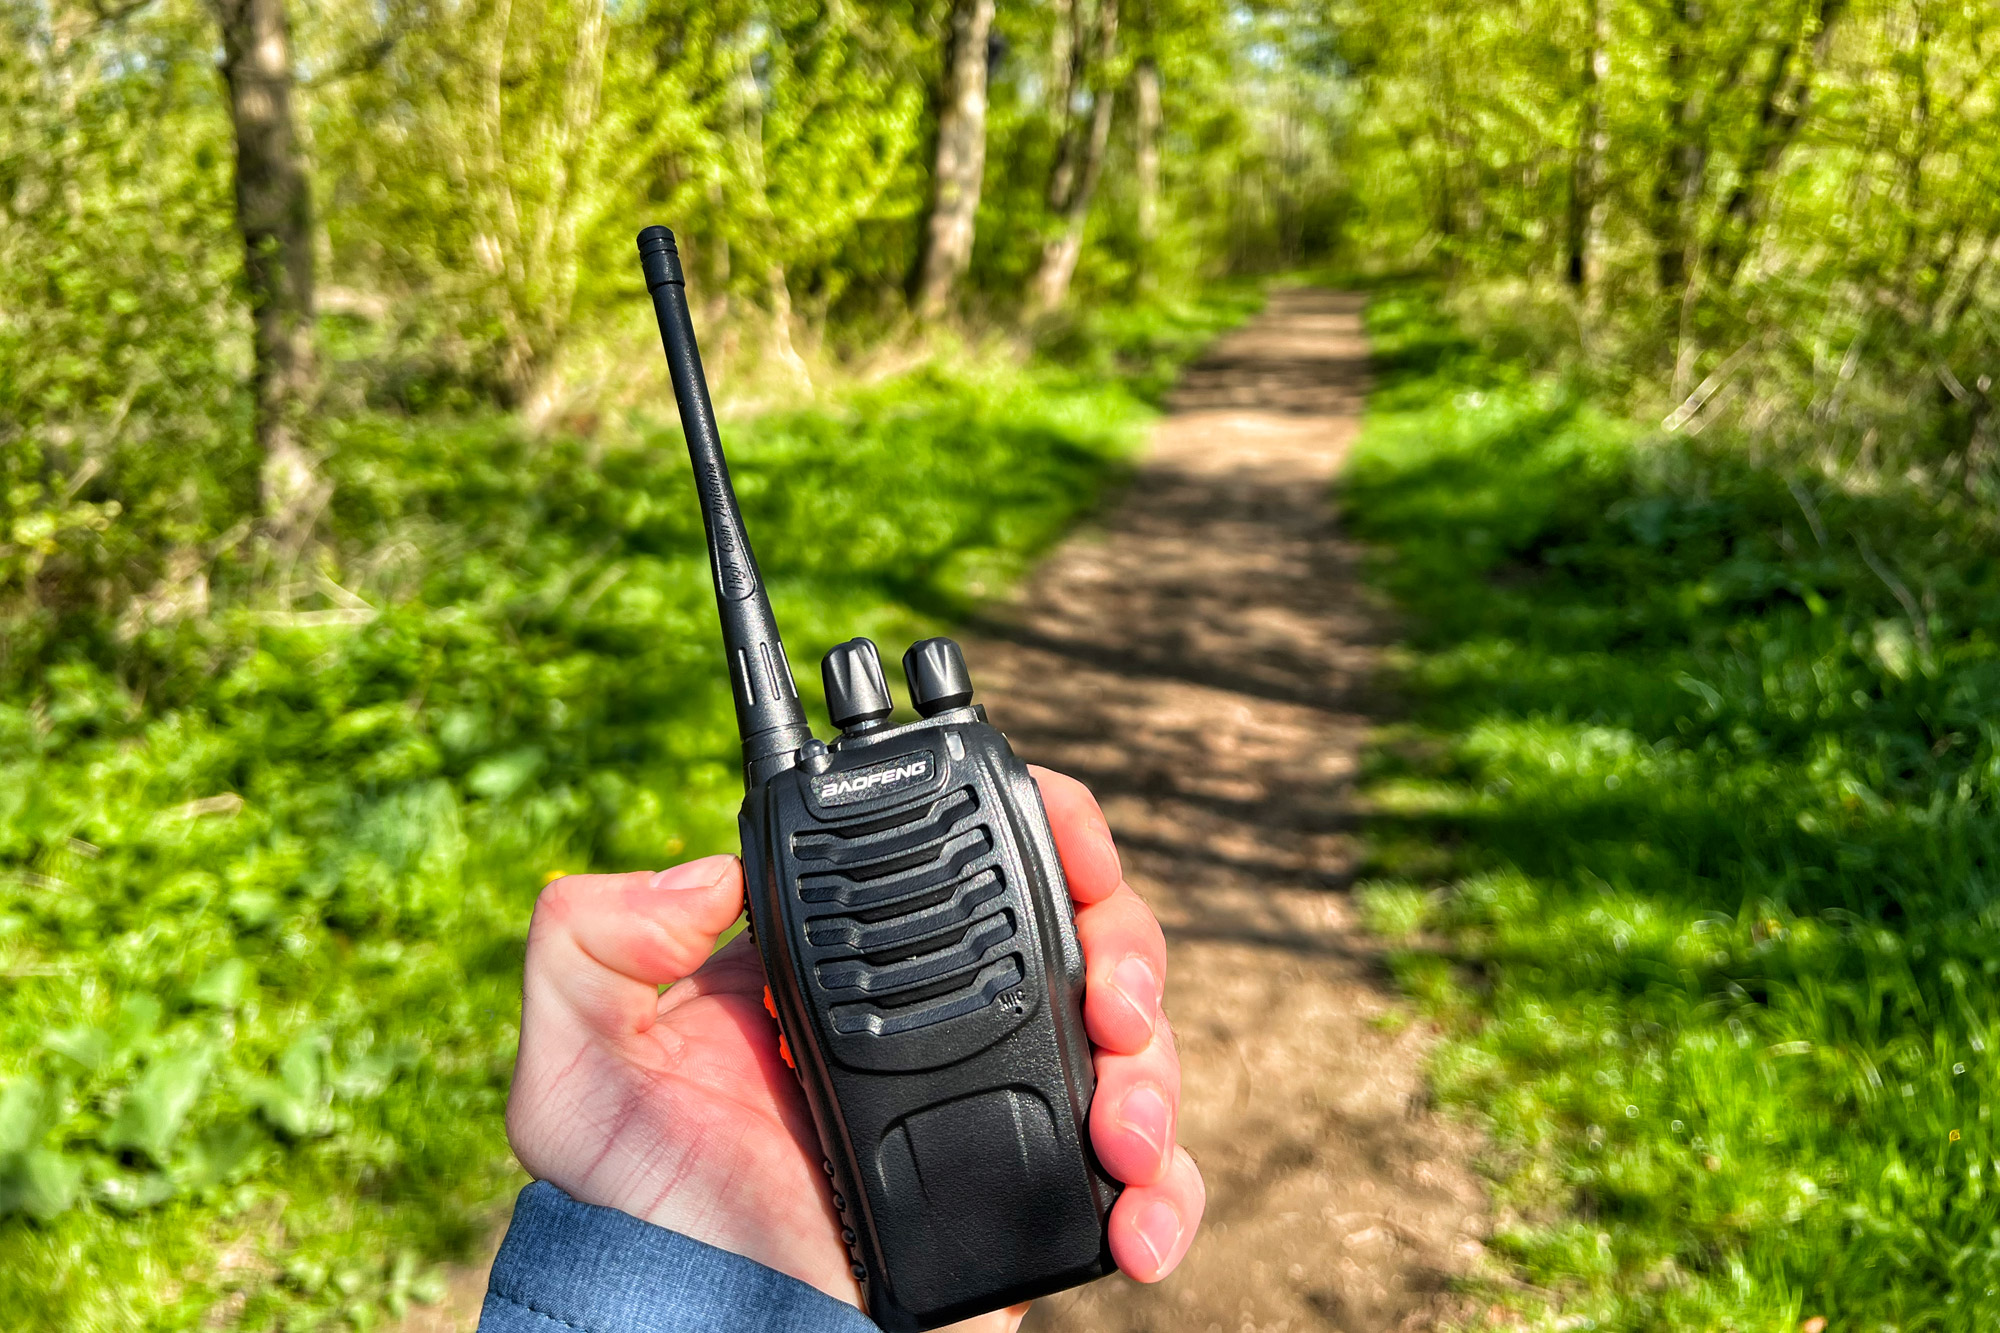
<box><xmin>510</xmin><ymin>932</ymin><xmax>861</xmax><ymax>1296</ymax></box>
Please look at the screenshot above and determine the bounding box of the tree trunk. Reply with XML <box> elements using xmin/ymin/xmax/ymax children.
<box><xmin>1710</xmin><ymin>0</ymin><xmax>1845</xmax><ymax>286</ymax></box>
<box><xmin>914</xmin><ymin>0</ymin><xmax>997</xmax><ymax>319</ymax></box>
<box><xmin>210</xmin><ymin>0</ymin><xmax>323</xmax><ymax>546</ymax></box>
<box><xmin>1032</xmin><ymin>0</ymin><xmax>1117</xmax><ymax>312</ymax></box>
<box><xmin>1653</xmin><ymin>0</ymin><xmax>1705</xmax><ymax>294</ymax></box>
<box><xmin>1564</xmin><ymin>0</ymin><xmax>1606</xmax><ymax>291</ymax></box>
<box><xmin>1045</xmin><ymin>0</ymin><xmax>1082</xmax><ymax>211</ymax></box>
<box><xmin>1134</xmin><ymin>54</ymin><xmax>1161</xmax><ymax>250</ymax></box>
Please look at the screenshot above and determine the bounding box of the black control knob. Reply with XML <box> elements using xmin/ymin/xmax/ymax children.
<box><xmin>902</xmin><ymin>637</ymin><xmax>975</xmax><ymax>716</ymax></box>
<box><xmin>822</xmin><ymin>639</ymin><xmax>894</xmax><ymax>732</ymax></box>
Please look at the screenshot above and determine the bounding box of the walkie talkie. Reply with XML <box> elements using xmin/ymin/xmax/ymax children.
<box><xmin>637</xmin><ymin>227</ymin><xmax>1119</xmax><ymax>1330</ymax></box>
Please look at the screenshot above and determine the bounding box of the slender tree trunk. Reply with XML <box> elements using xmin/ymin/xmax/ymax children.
<box><xmin>1710</xmin><ymin>0</ymin><xmax>1845</xmax><ymax>286</ymax></box>
<box><xmin>1032</xmin><ymin>0</ymin><xmax>1117</xmax><ymax>312</ymax></box>
<box><xmin>1654</xmin><ymin>0</ymin><xmax>1705</xmax><ymax>294</ymax></box>
<box><xmin>1046</xmin><ymin>0</ymin><xmax>1082</xmax><ymax>210</ymax></box>
<box><xmin>1564</xmin><ymin>0</ymin><xmax>1607</xmax><ymax>291</ymax></box>
<box><xmin>210</xmin><ymin>0</ymin><xmax>323</xmax><ymax>545</ymax></box>
<box><xmin>914</xmin><ymin>0</ymin><xmax>997</xmax><ymax>319</ymax></box>
<box><xmin>1134</xmin><ymin>54</ymin><xmax>1162</xmax><ymax>251</ymax></box>
<box><xmin>1032</xmin><ymin>89</ymin><xmax>1114</xmax><ymax>311</ymax></box>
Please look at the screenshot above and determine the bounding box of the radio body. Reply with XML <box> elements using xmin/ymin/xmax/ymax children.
<box><xmin>637</xmin><ymin>225</ymin><xmax>1118</xmax><ymax>1331</ymax></box>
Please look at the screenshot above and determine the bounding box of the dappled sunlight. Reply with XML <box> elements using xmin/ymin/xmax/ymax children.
<box><xmin>1354</xmin><ymin>292</ymin><xmax>2000</xmax><ymax>1328</ymax></box>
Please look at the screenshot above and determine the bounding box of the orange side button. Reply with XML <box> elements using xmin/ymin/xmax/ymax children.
<box><xmin>764</xmin><ymin>986</ymin><xmax>795</xmax><ymax>1068</ymax></box>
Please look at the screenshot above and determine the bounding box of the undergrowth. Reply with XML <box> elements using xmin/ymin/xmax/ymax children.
<box><xmin>0</xmin><ymin>290</ymin><xmax>1257</xmax><ymax>1331</ymax></box>
<box><xmin>1350</xmin><ymin>289</ymin><xmax>2000</xmax><ymax>1331</ymax></box>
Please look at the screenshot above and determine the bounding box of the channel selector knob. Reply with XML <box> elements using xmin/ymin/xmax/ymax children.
<box><xmin>902</xmin><ymin>637</ymin><xmax>975</xmax><ymax>716</ymax></box>
<box><xmin>822</xmin><ymin>638</ymin><xmax>895</xmax><ymax>732</ymax></box>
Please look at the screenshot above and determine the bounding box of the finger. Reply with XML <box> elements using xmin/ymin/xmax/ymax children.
<box><xmin>660</xmin><ymin>930</ymin><xmax>767</xmax><ymax>1007</ymax></box>
<box><xmin>1029</xmin><ymin>765</ymin><xmax>1122</xmax><ymax>905</ymax></box>
<box><xmin>1107</xmin><ymin>1147</ymin><xmax>1204</xmax><ymax>1282</ymax></box>
<box><xmin>528</xmin><ymin>856</ymin><xmax>745</xmax><ymax>1035</ymax></box>
<box><xmin>1075</xmin><ymin>884</ymin><xmax>1167</xmax><ymax>1055</ymax></box>
<box><xmin>1087</xmin><ymin>1018</ymin><xmax>1183</xmax><ymax>1187</ymax></box>
<box><xmin>931</xmin><ymin>1301</ymin><xmax>1031</xmax><ymax>1333</ymax></box>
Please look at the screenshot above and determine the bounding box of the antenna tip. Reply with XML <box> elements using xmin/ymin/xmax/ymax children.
<box><xmin>637</xmin><ymin>226</ymin><xmax>684</xmax><ymax>290</ymax></box>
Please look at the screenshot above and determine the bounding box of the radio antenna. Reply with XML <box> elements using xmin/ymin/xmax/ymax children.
<box><xmin>638</xmin><ymin>225</ymin><xmax>813</xmax><ymax>788</ymax></box>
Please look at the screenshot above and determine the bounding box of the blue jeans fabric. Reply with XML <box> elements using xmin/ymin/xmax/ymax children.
<box><xmin>478</xmin><ymin>1181</ymin><xmax>881</xmax><ymax>1333</ymax></box>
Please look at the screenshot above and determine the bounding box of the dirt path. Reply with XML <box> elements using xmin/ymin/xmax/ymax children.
<box><xmin>997</xmin><ymin>289</ymin><xmax>1488</xmax><ymax>1333</ymax></box>
<box><xmin>383</xmin><ymin>288</ymin><xmax>1486</xmax><ymax>1333</ymax></box>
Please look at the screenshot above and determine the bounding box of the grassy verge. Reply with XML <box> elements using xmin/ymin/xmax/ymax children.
<box><xmin>1349</xmin><ymin>289</ymin><xmax>2000</xmax><ymax>1331</ymax></box>
<box><xmin>0</xmin><ymin>291</ymin><xmax>1257</xmax><ymax>1332</ymax></box>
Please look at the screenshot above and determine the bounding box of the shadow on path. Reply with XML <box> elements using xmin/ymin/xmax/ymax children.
<box><xmin>1006</xmin><ymin>289</ymin><xmax>1489</xmax><ymax>1333</ymax></box>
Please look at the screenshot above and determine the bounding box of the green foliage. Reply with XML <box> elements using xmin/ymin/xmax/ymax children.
<box><xmin>1337</xmin><ymin>0</ymin><xmax>2000</xmax><ymax>486</ymax></box>
<box><xmin>0</xmin><ymin>0</ymin><xmax>252</xmax><ymax>651</ymax></box>
<box><xmin>2</xmin><ymin>0</ymin><xmax>1337</xmax><ymax>634</ymax></box>
<box><xmin>0</xmin><ymin>293</ymin><xmax>1252</xmax><ymax>1331</ymax></box>
<box><xmin>1353</xmin><ymin>289</ymin><xmax>2000</xmax><ymax>1329</ymax></box>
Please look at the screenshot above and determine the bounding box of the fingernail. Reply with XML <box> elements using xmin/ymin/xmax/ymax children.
<box><xmin>1117</xmin><ymin>1084</ymin><xmax>1171</xmax><ymax>1165</ymax></box>
<box><xmin>1111</xmin><ymin>956</ymin><xmax>1159</xmax><ymax>1032</ymax></box>
<box><xmin>1132</xmin><ymin>1198</ymin><xmax>1183</xmax><ymax>1273</ymax></box>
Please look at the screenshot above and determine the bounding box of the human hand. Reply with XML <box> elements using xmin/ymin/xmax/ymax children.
<box><xmin>503</xmin><ymin>766</ymin><xmax>1203</xmax><ymax>1331</ymax></box>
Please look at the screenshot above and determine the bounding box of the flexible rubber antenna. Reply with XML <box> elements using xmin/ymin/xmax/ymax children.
<box><xmin>638</xmin><ymin>226</ymin><xmax>813</xmax><ymax>788</ymax></box>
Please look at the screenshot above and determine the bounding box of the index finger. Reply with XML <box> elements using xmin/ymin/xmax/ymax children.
<box><xmin>1030</xmin><ymin>765</ymin><xmax>1123</xmax><ymax>905</ymax></box>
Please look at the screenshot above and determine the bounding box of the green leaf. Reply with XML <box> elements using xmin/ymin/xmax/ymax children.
<box><xmin>465</xmin><ymin>746</ymin><xmax>545</xmax><ymax>800</ymax></box>
<box><xmin>1872</xmin><ymin>620</ymin><xmax>1916</xmax><ymax>681</ymax></box>
<box><xmin>113</xmin><ymin>994</ymin><xmax>164</xmax><ymax>1051</ymax></box>
<box><xmin>188</xmin><ymin>958</ymin><xmax>253</xmax><ymax>1009</ymax></box>
<box><xmin>95</xmin><ymin>1170</ymin><xmax>178</xmax><ymax>1213</ymax></box>
<box><xmin>252</xmin><ymin>1034</ymin><xmax>329</xmax><ymax>1138</ymax></box>
<box><xmin>226</xmin><ymin>888</ymin><xmax>282</xmax><ymax>928</ymax></box>
<box><xmin>105</xmin><ymin>1047</ymin><xmax>216</xmax><ymax>1164</ymax></box>
<box><xmin>177</xmin><ymin>1121</ymin><xmax>264</xmax><ymax>1190</ymax></box>
<box><xmin>45</xmin><ymin>1026</ymin><xmax>110</xmax><ymax>1071</ymax></box>
<box><xmin>13</xmin><ymin>1148</ymin><xmax>84</xmax><ymax>1221</ymax></box>
<box><xmin>0</xmin><ymin>1078</ymin><xmax>46</xmax><ymax>1154</ymax></box>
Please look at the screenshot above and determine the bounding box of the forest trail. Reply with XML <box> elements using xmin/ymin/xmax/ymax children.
<box><xmin>1005</xmin><ymin>288</ymin><xmax>1488</xmax><ymax>1332</ymax></box>
<box><xmin>388</xmin><ymin>289</ymin><xmax>1488</xmax><ymax>1333</ymax></box>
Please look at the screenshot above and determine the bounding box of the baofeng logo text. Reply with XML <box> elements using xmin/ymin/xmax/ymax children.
<box><xmin>812</xmin><ymin>754</ymin><xmax>934</xmax><ymax>807</ymax></box>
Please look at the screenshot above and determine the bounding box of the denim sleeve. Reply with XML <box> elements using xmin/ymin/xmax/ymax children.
<box><xmin>478</xmin><ymin>1181</ymin><xmax>882</xmax><ymax>1333</ymax></box>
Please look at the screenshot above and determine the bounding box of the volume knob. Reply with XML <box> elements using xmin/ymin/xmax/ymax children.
<box><xmin>822</xmin><ymin>639</ymin><xmax>895</xmax><ymax>733</ymax></box>
<box><xmin>902</xmin><ymin>637</ymin><xmax>975</xmax><ymax>716</ymax></box>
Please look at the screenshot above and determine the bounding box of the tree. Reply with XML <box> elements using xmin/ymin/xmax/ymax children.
<box><xmin>1564</xmin><ymin>0</ymin><xmax>1608</xmax><ymax>293</ymax></box>
<box><xmin>914</xmin><ymin>0</ymin><xmax>998</xmax><ymax>318</ymax></box>
<box><xmin>209</xmin><ymin>0</ymin><xmax>324</xmax><ymax>546</ymax></box>
<box><xmin>1133</xmin><ymin>53</ymin><xmax>1161</xmax><ymax>249</ymax></box>
<box><xmin>1031</xmin><ymin>0</ymin><xmax>1119</xmax><ymax>311</ymax></box>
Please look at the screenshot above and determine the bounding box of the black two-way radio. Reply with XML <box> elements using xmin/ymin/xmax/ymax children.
<box><xmin>636</xmin><ymin>226</ymin><xmax>1119</xmax><ymax>1330</ymax></box>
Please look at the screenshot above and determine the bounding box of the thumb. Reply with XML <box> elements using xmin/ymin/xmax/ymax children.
<box><xmin>526</xmin><ymin>856</ymin><xmax>746</xmax><ymax>1037</ymax></box>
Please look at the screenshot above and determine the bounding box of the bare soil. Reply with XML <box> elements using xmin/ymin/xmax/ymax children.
<box><xmin>382</xmin><ymin>287</ymin><xmax>1488</xmax><ymax>1333</ymax></box>
<box><xmin>1004</xmin><ymin>289</ymin><xmax>1488</xmax><ymax>1333</ymax></box>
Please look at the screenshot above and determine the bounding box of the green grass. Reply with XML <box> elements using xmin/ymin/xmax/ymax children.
<box><xmin>0</xmin><ymin>290</ymin><xmax>1258</xmax><ymax>1332</ymax></box>
<box><xmin>1348</xmin><ymin>289</ymin><xmax>2000</xmax><ymax>1331</ymax></box>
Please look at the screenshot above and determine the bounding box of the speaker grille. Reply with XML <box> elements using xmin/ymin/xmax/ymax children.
<box><xmin>790</xmin><ymin>785</ymin><xmax>1021</xmax><ymax>1038</ymax></box>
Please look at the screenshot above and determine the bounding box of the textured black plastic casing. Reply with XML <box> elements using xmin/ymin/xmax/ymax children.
<box><xmin>741</xmin><ymin>709</ymin><xmax>1119</xmax><ymax>1331</ymax></box>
